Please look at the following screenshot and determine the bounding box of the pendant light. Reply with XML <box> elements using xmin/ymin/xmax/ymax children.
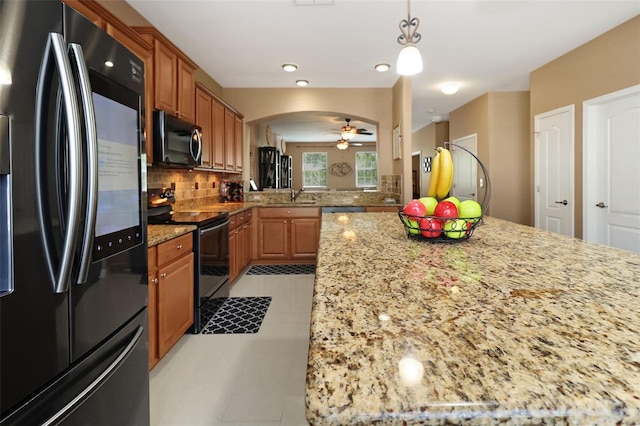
<box><xmin>396</xmin><ymin>0</ymin><xmax>423</xmax><ymax>76</ymax></box>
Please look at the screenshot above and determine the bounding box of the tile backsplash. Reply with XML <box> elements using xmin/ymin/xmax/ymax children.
<box><xmin>147</xmin><ymin>168</ymin><xmax>242</xmax><ymax>205</ymax></box>
<box><xmin>147</xmin><ymin>168</ymin><xmax>403</xmax><ymax>206</ymax></box>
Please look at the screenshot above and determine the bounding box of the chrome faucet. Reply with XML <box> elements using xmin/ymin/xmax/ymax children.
<box><xmin>291</xmin><ymin>187</ymin><xmax>304</xmax><ymax>202</ymax></box>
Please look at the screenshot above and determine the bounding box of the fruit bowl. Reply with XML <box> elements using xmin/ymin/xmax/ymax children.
<box><xmin>398</xmin><ymin>142</ymin><xmax>491</xmax><ymax>243</ymax></box>
<box><xmin>398</xmin><ymin>211</ymin><xmax>483</xmax><ymax>242</ymax></box>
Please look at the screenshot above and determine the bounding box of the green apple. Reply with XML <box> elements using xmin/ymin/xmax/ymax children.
<box><xmin>443</xmin><ymin>196</ymin><xmax>461</xmax><ymax>212</ymax></box>
<box><xmin>443</xmin><ymin>219</ymin><xmax>467</xmax><ymax>239</ymax></box>
<box><xmin>403</xmin><ymin>217</ymin><xmax>421</xmax><ymax>234</ymax></box>
<box><xmin>418</xmin><ymin>197</ymin><xmax>438</xmax><ymax>215</ymax></box>
<box><xmin>458</xmin><ymin>200</ymin><xmax>482</xmax><ymax>222</ymax></box>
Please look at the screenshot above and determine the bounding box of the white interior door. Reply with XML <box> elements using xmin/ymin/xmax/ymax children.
<box><xmin>584</xmin><ymin>85</ymin><xmax>640</xmax><ymax>253</ymax></box>
<box><xmin>450</xmin><ymin>134</ymin><xmax>477</xmax><ymax>202</ymax></box>
<box><xmin>534</xmin><ymin>105</ymin><xmax>575</xmax><ymax>237</ymax></box>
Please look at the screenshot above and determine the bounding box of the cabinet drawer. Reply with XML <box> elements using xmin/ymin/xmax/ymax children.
<box><xmin>157</xmin><ymin>233</ymin><xmax>193</xmax><ymax>266</ymax></box>
<box><xmin>148</xmin><ymin>246</ymin><xmax>158</xmax><ymax>273</ymax></box>
<box><xmin>258</xmin><ymin>207</ymin><xmax>320</xmax><ymax>218</ymax></box>
<box><xmin>229</xmin><ymin>212</ymin><xmax>245</xmax><ymax>230</ymax></box>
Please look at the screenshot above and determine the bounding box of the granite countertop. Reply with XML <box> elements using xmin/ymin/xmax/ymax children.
<box><xmin>147</xmin><ymin>224</ymin><xmax>196</xmax><ymax>247</ymax></box>
<box><xmin>305</xmin><ymin>214</ymin><xmax>640</xmax><ymax>425</ymax></box>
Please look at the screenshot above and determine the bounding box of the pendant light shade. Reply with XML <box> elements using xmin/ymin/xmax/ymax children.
<box><xmin>396</xmin><ymin>45</ymin><xmax>423</xmax><ymax>76</ymax></box>
<box><xmin>396</xmin><ymin>0</ymin><xmax>423</xmax><ymax>76</ymax></box>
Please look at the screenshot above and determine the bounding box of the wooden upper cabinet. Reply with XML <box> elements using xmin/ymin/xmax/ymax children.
<box><xmin>154</xmin><ymin>41</ymin><xmax>178</xmax><ymax>114</ymax></box>
<box><xmin>212</xmin><ymin>99</ymin><xmax>226</xmax><ymax>170</ymax></box>
<box><xmin>234</xmin><ymin>114</ymin><xmax>243</xmax><ymax>172</ymax></box>
<box><xmin>195</xmin><ymin>86</ymin><xmax>213</xmax><ymax>168</ymax></box>
<box><xmin>177</xmin><ymin>59</ymin><xmax>195</xmax><ymax>124</ymax></box>
<box><xmin>224</xmin><ymin>108</ymin><xmax>236</xmax><ymax>171</ymax></box>
<box><xmin>133</xmin><ymin>27</ymin><xmax>197</xmax><ymax>125</ymax></box>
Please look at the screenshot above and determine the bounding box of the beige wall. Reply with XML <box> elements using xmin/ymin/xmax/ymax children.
<box><xmin>530</xmin><ymin>15</ymin><xmax>640</xmax><ymax>237</ymax></box>
<box><xmin>284</xmin><ymin>142</ymin><xmax>376</xmax><ymax>190</ymax></box>
<box><xmin>223</xmin><ymin>87</ymin><xmax>394</xmax><ymax>191</ymax></box>
<box><xmin>392</xmin><ymin>76</ymin><xmax>413</xmax><ymax>204</ymax></box>
<box><xmin>412</xmin><ymin>121</ymin><xmax>449</xmax><ymax>198</ymax></box>
<box><xmin>450</xmin><ymin>92</ymin><xmax>530</xmax><ymax>225</ymax></box>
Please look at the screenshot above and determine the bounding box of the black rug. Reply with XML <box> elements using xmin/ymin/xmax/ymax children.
<box><xmin>200</xmin><ymin>297</ymin><xmax>271</xmax><ymax>334</ymax></box>
<box><xmin>246</xmin><ymin>264</ymin><xmax>316</xmax><ymax>275</ymax></box>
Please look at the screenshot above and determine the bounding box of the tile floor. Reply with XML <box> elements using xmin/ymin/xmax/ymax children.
<box><xmin>149</xmin><ymin>272</ymin><xmax>315</xmax><ymax>426</ymax></box>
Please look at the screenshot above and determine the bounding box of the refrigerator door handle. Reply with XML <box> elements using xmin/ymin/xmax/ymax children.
<box><xmin>69</xmin><ymin>43</ymin><xmax>98</xmax><ymax>284</ymax></box>
<box><xmin>0</xmin><ymin>114</ymin><xmax>12</xmax><ymax>297</ymax></box>
<box><xmin>41</xmin><ymin>325</ymin><xmax>144</xmax><ymax>426</ymax></box>
<box><xmin>35</xmin><ymin>33</ymin><xmax>83</xmax><ymax>294</ymax></box>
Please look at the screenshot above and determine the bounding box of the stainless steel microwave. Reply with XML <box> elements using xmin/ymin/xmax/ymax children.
<box><xmin>153</xmin><ymin>110</ymin><xmax>202</xmax><ymax>168</ymax></box>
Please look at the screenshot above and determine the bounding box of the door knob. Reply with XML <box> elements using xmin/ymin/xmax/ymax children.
<box><xmin>596</xmin><ymin>202</ymin><xmax>607</xmax><ymax>208</ymax></box>
<box><xmin>555</xmin><ymin>200</ymin><xmax>568</xmax><ymax>205</ymax></box>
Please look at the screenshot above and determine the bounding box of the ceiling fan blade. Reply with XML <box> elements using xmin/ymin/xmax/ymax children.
<box><xmin>356</xmin><ymin>130</ymin><xmax>373</xmax><ymax>135</ymax></box>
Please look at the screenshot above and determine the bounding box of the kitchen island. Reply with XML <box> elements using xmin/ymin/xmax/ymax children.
<box><xmin>306</xmin><ymin>213</ymin><xmax>640</xmax><ymax>425</ymax></box>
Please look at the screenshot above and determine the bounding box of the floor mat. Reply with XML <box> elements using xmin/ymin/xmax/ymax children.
<box><xmin>201</xmin><ymin>297</ymin><xmax>271</xmax><ymax>334</ymax></box>
<box><xmin>246</xmin><ymin>264</ymin><xmax>316</xmax><ymax>275</ymax></box>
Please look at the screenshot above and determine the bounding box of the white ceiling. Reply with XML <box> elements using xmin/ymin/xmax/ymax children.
<box><xmin>124</xmin><ymin>0</ymin><xmax>639</xmax><ymax>143</ymax></box>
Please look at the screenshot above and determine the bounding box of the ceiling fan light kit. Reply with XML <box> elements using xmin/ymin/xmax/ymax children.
<box><xmin>396</xmin><ymin>0</ymin><xmax>423</xmax><ymax>76</ymax></box>
<box><xmin>336</xmin><ymin>139</ymin><xmax>350</xmax><ymax>150</ymax></box>
<box><xmin>375</xmin><ymin>63</ymin><xmax>390</xmax><ymax>72</ymax></box>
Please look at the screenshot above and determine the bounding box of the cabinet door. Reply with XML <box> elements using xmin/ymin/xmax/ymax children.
<box><xmin>224</xmin><ymin>108</ymin><xmax>235</xmax><ymax>171</ymax></box>
<box><xmin>236</xmin><ymin>225</ymin><xmax>245</xmax><ymax>277</ymax></box>
<box><xmin>290</xmin><ymin>218</ymin><xmax>319</xmax><ymax>259</ymax></box>
<box><xmin>243</xmin><ymin>222</ymin><xmax>251</xmax><ymax>269</ymax></box>
<box><xmin>154</xmin><ymin>41</ymin><xmax>178</xmax><ymax>114</ymax></box>
<box><xmin>234</xmin><ymin>114</ymin><xmax>243</xmax><ymax>172</ymax></box>
<box><xmin>228</xmin><ymin>229</ymin><xmax>238</xmax><ymax>283</ymax></box>
<box><xmin>212</xmin><ymin>99</ymin><xmax>225</xmax><ymax>170</ymax></box>
<box><xmin>195</xmin><ymin>87</ymin><xmax>212</xmax><ymax>168</ymax></box>
<box><xmin>257</xmin><ymin>218</ymin><xmax>289</xmax><ymax>260</ymax></box>
<box><xmin>148</xmin><ymin>272</ymin><xmax>159</xmax><ymax>370</ymax></box>
<box><xmin>157</xmin><ymin>252</ymin><xmax>194</xmax><ymax>358</ymax></box>
<box><xmin>177</xmin><ymin>58</ymin><xmax>195</xmax><ymax>123</ymax></box>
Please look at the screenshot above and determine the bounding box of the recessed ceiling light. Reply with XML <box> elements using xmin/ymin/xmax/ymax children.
<box><xmin>282</xmin><ymin>63</ymin><xmax>298</xmax><ymax>72</ymax></box>
<box><xmin>441</xmin><ymin>83</ymin><xmax>460</xmax><ymax>95</ymax></box>
<box><xmin>375</xmin><ymin>63</ymin><xmax>390</xmax><ymax>72</ymax></box>
<box><xmin>296</xmin><ymin>80</ymin><xmax>309</xmax><ymax>87</ymax></box>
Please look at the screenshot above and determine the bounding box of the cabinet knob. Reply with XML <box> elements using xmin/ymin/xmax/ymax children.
<box><xmin>160</xmin><ymin>273</ymin><xmax>167</xmax><ymax>278</ymax></box>
<box><xmin>176</xmin><ymin>244</ymin><xmax>183</xmax><ymax>249</ymax></box>
<box><xmin>175</xmin><ymin>111</ymin><xmax>179</xmax><ymax>116</ymax></box>
<box><xmin>283</xmin><ymin>220</ymin><xmax>287</xmax><ymax>224</ymax></box>
<box><xmin>151</xmin><ymin>278</ymin><xmax>158</xmax><ymax>284</ymax></box>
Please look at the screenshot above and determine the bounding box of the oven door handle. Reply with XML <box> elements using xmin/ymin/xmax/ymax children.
<box><xmin>200</xmin><ymin>218</ymin><xmax>230</xmax><ymax>235</ymax></box>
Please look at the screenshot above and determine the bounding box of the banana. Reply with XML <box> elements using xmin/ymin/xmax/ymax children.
<box><xmin>426</xmin><ymin>147</ymin><xmax>441</xmax><ymax>198</ymax></box>
<box><xmin>436</xmin><ymin>147</ymin><xmax>454</xmax><ymax>199</ymax></box>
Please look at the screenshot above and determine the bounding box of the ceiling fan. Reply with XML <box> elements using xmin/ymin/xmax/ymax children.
<box><xmin>334</xmin><ymin>118</ymin><xmax>373</xmax><ymax>141</ymax></box>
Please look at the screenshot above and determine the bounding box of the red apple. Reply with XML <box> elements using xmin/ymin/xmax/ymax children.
<box><xmin>419</xmin><ymin>217</ymin><xmax>443</xmax><ymax>238</ymax></box>
<box><xmin>433</xmin><ymin>201</ymin><xmax>458</xmax><ymax>219</ymax></box>
<box><xmin>403</xmin><ymin>200</ymin><xmax>427</xmax><ymax>219</ymax></box>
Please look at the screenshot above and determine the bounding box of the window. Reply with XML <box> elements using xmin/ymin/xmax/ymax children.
<box><xmin>355</xmin><ymin>151</ymin><xmax>378</xmax><ymax>188</ymax></box>
<box><xmin>302</xmin><ymin>152</ymin><xmax>327</xmax><ymax>188</ymax></box>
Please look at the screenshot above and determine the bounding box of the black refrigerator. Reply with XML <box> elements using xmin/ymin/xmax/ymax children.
<box><xmin>0</xmin><ymin>1</ymin><xmax>149</xmax><ymax>425</ymax></box>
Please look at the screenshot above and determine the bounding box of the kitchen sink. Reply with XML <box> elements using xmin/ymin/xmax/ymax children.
<box><xmin>321</xmin><ymin>206</ymin><xmax>365</xmax><ymax>213</ymax></box>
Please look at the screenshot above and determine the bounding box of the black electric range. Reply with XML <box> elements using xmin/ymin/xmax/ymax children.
<box><xmin>148</xmin><ymin>207</ymin><xmax>229</xmax><ymax>227</ymax></box>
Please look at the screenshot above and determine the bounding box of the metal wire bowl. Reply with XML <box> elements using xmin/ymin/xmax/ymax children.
<box><xmin>397</xmin><ymin>142</ymin><xmax>492</xmax><ymax>242</ymax></box>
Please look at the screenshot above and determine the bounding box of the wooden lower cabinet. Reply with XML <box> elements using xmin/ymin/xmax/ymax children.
<box><xmin>256</xmin><ymin>207</ymin><xmax>320</xmax><ymax>262</ymax></box>
<box><xmin>148</xmin><ymin>233</ymin><xmax>194</xmax><ymax>370</ymax></box>
<box><xmin>229</xmin><ymin>209</ymin><xmax>252</xmax><ymax>283</ymax></box>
